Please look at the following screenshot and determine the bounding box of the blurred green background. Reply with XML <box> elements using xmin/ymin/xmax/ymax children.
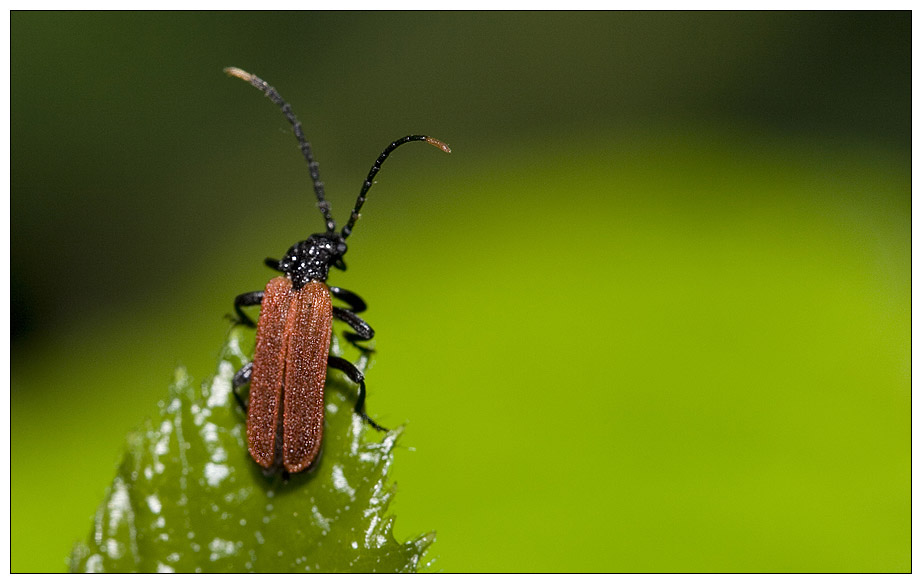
<box><xmin>12</xmin><ymin>12</ymin><xmax>909</xmax><ymax>573</ymax></box>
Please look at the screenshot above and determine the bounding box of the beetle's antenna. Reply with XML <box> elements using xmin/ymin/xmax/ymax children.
<box><xmin>224</xmin><ymin>67</ymin><xmax>337</xmax><ymax>234</ymax></box>
<box><xmin>341</xmin><ymin>135</ymin><xmax>451</xmax><ymax>240</ymax></box>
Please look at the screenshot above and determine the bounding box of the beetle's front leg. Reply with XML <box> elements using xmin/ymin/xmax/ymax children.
<box><xmin>328</xmin><ymin>286</ymin><xmax>367</xmax><ymax>313</ymax></box>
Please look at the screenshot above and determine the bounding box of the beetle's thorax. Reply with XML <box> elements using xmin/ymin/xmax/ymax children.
<box><xmin>279</xmin><ymin>232</ymin><xmax>348</xmax><ymax>290</ymax></box>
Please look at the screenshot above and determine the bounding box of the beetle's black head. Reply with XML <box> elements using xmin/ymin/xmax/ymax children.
<box><xmin>224</xmin><ymin>67</ymin><xmax>450</xmax><ymax>291</ymax></box>
<box><xmin>276</xmin><ymin>232</ymin><xmax>348</xmax><ymax>290</ymax></box>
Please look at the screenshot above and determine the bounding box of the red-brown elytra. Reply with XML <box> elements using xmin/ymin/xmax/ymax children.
<box><xmin>225</xmin><ymin>67</ymin><xmax>450</xmax><ymax>474</ymax></box>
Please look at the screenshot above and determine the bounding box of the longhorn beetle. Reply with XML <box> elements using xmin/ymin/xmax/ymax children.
<box><xmin>225</xmin><ymin>67</ymin><xmax>450</xmax><ymax>474</ymax></box>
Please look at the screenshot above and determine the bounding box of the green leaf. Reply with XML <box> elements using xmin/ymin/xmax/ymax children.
<box><xmin>69</xmin><ymin>327</ymin><xmax>434</xmax><ymax>573</ymax></box>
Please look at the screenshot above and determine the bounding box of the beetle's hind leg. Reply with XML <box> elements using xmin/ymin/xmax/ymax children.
<box><xmin>328</xmin><ymin>355</ymin><xmax>387</xmax><ymax>432</ymax></box>
<box><xmin>231</xmin><ymin>361</ymin><xmax>252</xmax><ymax>413</ymax></box>
<box><xmin>232</xmin><ymin>290</ymin><xmax>264</xmax><ymax>327</ymax></box>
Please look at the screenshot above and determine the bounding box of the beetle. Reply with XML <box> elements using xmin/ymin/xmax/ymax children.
<box><xmin>224</xmin><ymin>67</ymin><xmax>450</xmax><ymax>474</ymax></box>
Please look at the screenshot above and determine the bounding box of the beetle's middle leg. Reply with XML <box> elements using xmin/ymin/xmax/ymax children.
<box><xmin>332</xmin><ymin>307</ymin><xmax>375</xmax><ymax>348</ymax></box>
<box><xmin>233</xmin><ymin>290</ymin><xmax>264</xmax><ymax>328</ymax></box>
<box><xmin>231</xmin><ymin>361</ymin><xmax>252</xmax><ymax>413</ymax></box>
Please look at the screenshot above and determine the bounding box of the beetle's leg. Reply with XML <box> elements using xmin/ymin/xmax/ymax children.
<box><xmin>332</xmin><ymin>307</ymin><xmax>375</xmax><ymax>348</ymax></box>
<box><xmin>232</xmin><ymin>361</ymin><xmax>252</xmax><ymax>413</ymax></box>
<box><xmin>233</xmin><ymin>290</ymin><xmax>264</xmax><ymax>327</ymax></box>
<box><xmin>328</xmin><ymin>355</ymin><xmax>387</xmax><ymax>432</ymax></box>
<box><xmin>328</xmin><ymin>286</ymin><xmax>367</xmax><ymax>313</ymax></box>
<box><xmin>264</xmin><ymin>258</ymin><xmax>282</xmax><ymax>272</ymax></box>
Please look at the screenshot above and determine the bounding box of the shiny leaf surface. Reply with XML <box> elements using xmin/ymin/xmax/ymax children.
<box><xmin>69</xmin><ymin>328</ymin><xmax>432</xmax><ymax>573</ymax></box>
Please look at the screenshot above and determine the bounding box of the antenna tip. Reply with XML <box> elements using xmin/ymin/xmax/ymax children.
<box><xmin>425</xmin><ymin>136</ymin><xmax>452</xmax><ymax>154</ymax></box>
<box><xmin>223</xmin><ymin>67</ymin><xmax>254</xmax><ymax>82</ymax></box>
